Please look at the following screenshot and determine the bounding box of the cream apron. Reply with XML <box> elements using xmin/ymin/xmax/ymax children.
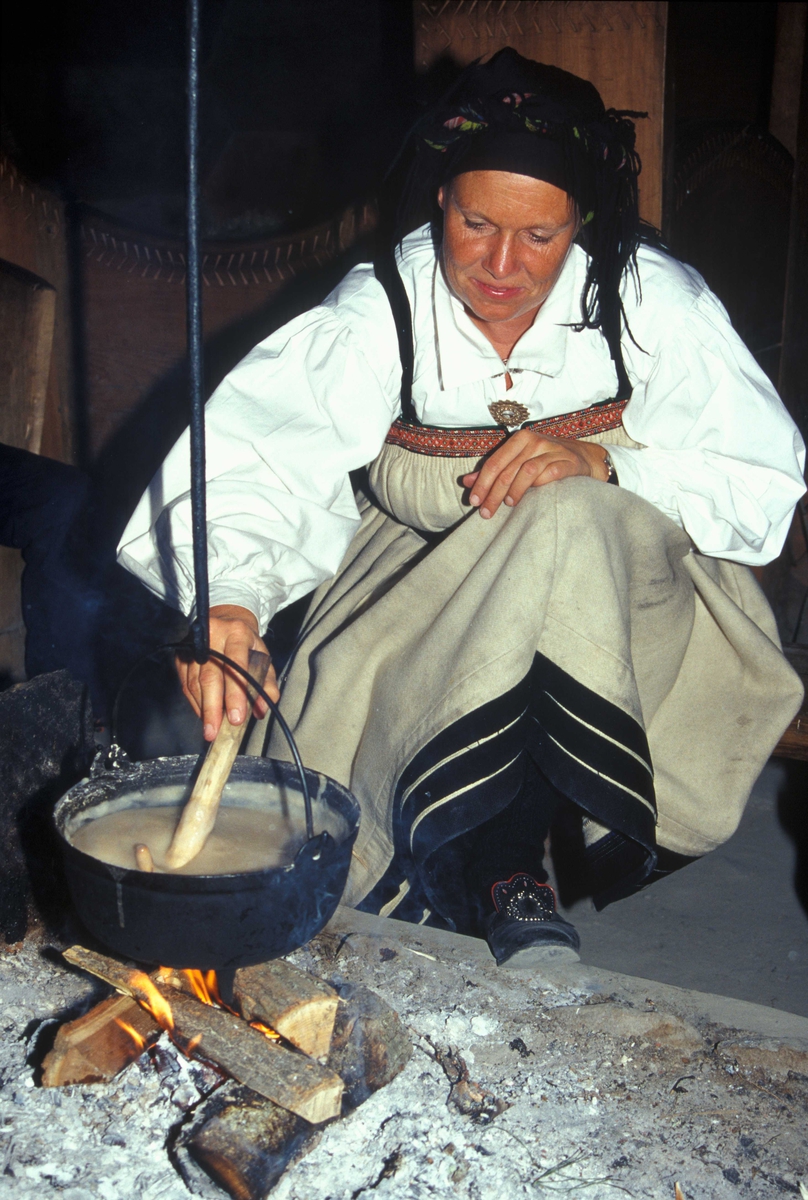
<box><xmin>248</xmin><ymin>416</ymin><xmax>803</xmax><ymax>923</ymax></box>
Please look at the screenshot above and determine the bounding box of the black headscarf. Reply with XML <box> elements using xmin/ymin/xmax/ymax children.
<box><xmin>380</xmin><ymin>48</ymin><xmax>650</xmax><ymax>406</ymax></box>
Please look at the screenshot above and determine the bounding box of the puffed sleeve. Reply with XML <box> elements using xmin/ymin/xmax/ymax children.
<box><xmin>607</xmin><ymin>283</ymin><xmax>806</xmax><ymax>565</ymax></box>
<box><xmin>117</xmin><ymin>274</ymin><xmax>400</xmax><ymax>630</ymax></box>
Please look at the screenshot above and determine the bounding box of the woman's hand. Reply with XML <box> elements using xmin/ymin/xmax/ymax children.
<box><xmin>176</xmin><ymin>605</ymin><xmax>280</xmax><ymax>742</ymax></box>
<box><xmin>463</xmin><ymin>431</ymin><xmax>610</xmax><ymax>518</ymax></box>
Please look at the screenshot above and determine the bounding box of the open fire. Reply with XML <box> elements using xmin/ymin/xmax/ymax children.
<box><xmin>166</xmin><ymin>967</ymin><xmax>282</xmax><ymax>1041</ymax></box>
<box><xmin>112</xmin><ymin>966</ymin><xmax>283</xmax><ymax>1063</ymax></box>
<box><xmin>38</xmin><ymin>943</ymin><xmax>412</xmax><ymax>1200</ymax></box>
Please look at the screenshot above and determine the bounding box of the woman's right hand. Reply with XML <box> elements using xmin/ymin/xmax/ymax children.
<box><xmin>176</xmin><ymin>605</ymin><xmax>280</xmax><ymax>741</ymax></box>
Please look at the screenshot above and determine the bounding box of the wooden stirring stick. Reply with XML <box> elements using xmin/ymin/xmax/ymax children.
<box><xmin>134</xmin><ymin>844</ymin><xmax>154</xmax><ymax>872</ymax></box>
<box><xmin>164</xmin><ymin>649</ymin><xmax>271</xmax><ymax>870</ymax></box>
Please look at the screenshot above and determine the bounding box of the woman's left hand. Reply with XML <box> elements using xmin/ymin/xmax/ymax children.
<box><xmin>463</xmin><ymin>430</ymin><xmax>610</xmax><ymax>518</ymax></box>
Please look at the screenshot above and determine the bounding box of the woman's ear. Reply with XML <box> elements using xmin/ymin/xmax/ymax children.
<box><xmin>437</xmin><ymin>185</ymin><xmax>446</xmax><ymax>211</ymax></box>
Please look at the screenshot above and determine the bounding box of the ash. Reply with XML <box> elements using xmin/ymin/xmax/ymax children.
<box><xmin>2</xmin><ymin>909</ymin><xmax>807</xmax><ymax>1200</ymax></box>
<box><xmin>0</xmin><ymin>941</ymin><xmax>218</xmax><ymax>1200</ymax></box>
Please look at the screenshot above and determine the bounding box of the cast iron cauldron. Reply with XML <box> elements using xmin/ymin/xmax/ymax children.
<box><xmin>54</xmin><ymin>752</ymin><xmax>360</xmax><ymax>970</ymax></box>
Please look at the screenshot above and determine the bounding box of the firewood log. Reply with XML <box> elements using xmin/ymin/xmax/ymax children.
<box><xmin>62</xmin><ymin>946</ymin><xmax>343</xmax><ymax>1123</ymax></box>
<box><xmin>41</xmin><ymin>993</ymin><xmax>160</xmax><ymax>1087</ymax></box>
<box><xmin>59</xmin><ymin>945</ymin><xmax>411</xmax><ymax>1200</ymax></box>
<box><xmin>182</xmin><ymin>985</ymin><xmax>411</xmax><ymax>1199</ymax></box>
<box><xmin>233</xmin><ymin>962</ymin><xmax>340</xmax><ymax>1062</ymax></box>
<box><xmin>181</xmin><ymin>1084</ymin><xmax>316</xmax><ymax>1200</ymax></box>
<box><xmin>161</xmin><ymin>959</ymin><xmax>339</xmax><ymax>1060</ymax></box>
<box><xmin>327</xmin><ymin>982</ymin><xmax>412</xmax><ymax>1110</ymax></box>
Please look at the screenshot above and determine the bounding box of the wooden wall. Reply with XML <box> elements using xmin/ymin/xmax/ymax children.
<box><xmin>77</xmin><ymin>203</ymin><xmax>374</xmax><ymax>464</ymax></box>
<box><xmin>0</xmin><ymin>157</ymin><xmax>74</xmax><ymax>681</ymax></box>
<box><xmin>0</xmin><ymin>156</ymin><xmax>74</xmax><ymax>464</ymax></box>
<box><xmin>413</xmin><ymin>0</ymin><xmax>668</xmax><ymax>229</ymax></box>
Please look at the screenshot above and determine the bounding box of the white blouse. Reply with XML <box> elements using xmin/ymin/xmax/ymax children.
<box><xmin>119</xmin><ymin>226</ymin><xmax>806</xmax><ymax>631</ymax></box>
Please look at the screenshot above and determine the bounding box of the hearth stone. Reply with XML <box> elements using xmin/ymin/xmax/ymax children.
<box><xmin>0</xmin><ymin>670</ymin><xmax>95</xmax><ymax>942</ymax></box>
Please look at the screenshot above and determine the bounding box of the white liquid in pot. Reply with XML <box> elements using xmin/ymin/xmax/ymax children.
<box><xmin>69</xmin><ymin>784</ymin><xmax>324</xmax><ymax>875</ymax></box>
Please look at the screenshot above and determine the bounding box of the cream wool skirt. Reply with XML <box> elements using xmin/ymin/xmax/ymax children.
<box><xmin>248</xmin><ymin>427</ymin><xmax>803</xmax><ymax>922</ymax></box>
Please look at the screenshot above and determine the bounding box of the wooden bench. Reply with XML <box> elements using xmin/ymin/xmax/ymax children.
<box><xmin>773</xmin><ymin>644</ymin><xmax>808</xmax><ymax>762</ymax></box>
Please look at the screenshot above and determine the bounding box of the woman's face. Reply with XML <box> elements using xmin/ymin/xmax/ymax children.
<box><xmin>438</xmin><ymin>171</ymin><xmax>578</xmax><ymax>333</ymax></box>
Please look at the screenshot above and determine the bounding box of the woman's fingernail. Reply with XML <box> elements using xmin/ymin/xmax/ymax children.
<box><xmin>204</xmin><ymin>723</ymin><xmax>214</xmax><ymax>740</ymax></box>
<box><xmin>470</xmin><ymin>494</ymin><xmax>480</xmax><ymax>506</ymax></box>
<box><xmin>229</xmin><ymin>708</ymin><xmax>242</xmax><ymax>725</ymax></box>
<box><xmin>505</xmin><ymin>496</ymin><xmax>514</xmax><ymax>506</ymax></box>
<box><xmin>480</xmin><ymin>507</ymin><xmax>491</xmax><ymax>519</ymax></box>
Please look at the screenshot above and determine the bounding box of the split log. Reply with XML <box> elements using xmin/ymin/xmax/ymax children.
<box><xmin>234</xmin><ymin>962</ymin><xmax>340</xmax><ymax>1062</ymax></box>
<box><xmin>41</xmin><ymin>993</ymin><xmax>160</xmax><ymax>1087</ymax></box>
<box><xmin>181</xmin><ymin>1084</ymin><xmax>316</xmax><ymax>1200</ymax></box>
<box><xmin>160</xmin><ymin>959</ymin><xmax>339</xmax><ymax>1060</ymax></box>
<box><xmin>63</xmin><ymin>946</ymin><xmax>343</xmax><ymax>1123</ymax></box>
<box><xmin>327</xmin><ymin>982</ymin><xmax>412</xmax><ymax>1110</ymax></box>
<box><xmin>182</xmin><ymin>984</ymin><xmax>412</xmax><ymax>1200</ymax></box>
<box><xmin>163</xmin><ymin>990</ymin><xmax>343</xmax><ymax>1124</ymax></box>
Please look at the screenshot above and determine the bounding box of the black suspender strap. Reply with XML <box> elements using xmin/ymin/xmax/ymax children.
<box><xmin>373</xmin><ymin>250</ymin><xmax>418</xmax><ymax>426</ymax></box>
<box><xmin>374</xmin><ymin>247</ymin><xmax>631</xmax><ymax>424</ymax></box>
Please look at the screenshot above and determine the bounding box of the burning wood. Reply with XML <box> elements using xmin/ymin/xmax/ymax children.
<box><xmin>63</xmin><ymin>946</ymin><xmax>343</xmax><ymax>1123</ymax></box>
<box><xmin>53</xmin><ymin>946</ymin><xmax>411</xmax><ymax>1199</ymax></box>
<box><xmin>41</xmin><ymin>993</ymin><xmax>160</xmax><ymax>1087</ymax></box>
<box><xmin>159</xmin><ymin>959</ymin><xmax>340</xmax><ymax>1060</ymax></box>
<box><xmin>234</xmin><ymin>962</ymin><xmax>339</xmax><ymax>1061</ymax></box>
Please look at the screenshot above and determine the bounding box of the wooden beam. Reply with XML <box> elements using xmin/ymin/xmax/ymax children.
<box><xmin>771</xmin><ymin>3</ymin><xmax>808</xmax><ymax>158</ymax></box>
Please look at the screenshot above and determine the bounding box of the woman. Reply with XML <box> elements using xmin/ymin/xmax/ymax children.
<box><xmin>119</xmin><ymin>50</ymin><xmax>805</xmax><ymax>967</ymax></box>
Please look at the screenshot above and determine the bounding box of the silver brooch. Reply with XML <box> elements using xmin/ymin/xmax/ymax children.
<box><xmin>488</xmin><ymin>400</ymin><xmax>530</xmax><ymax>428</ymax></box>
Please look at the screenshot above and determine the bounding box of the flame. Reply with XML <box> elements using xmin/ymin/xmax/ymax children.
<box><xmin>144</xmin><ymin>966</ymin><xmax>283</xmax><ymax>1054</ymax></box>
<box><xmin>249</xmin><ymin>1019</ymin><xmax>281</xmax><ymax>1042</ymax></box>
<box><xmin>179</xmin><ymin>969</ymin><xmax>222</xmax><ymax>1008</ymax></box>
<box><xmin>131</xmin><ymin>971</ymin><xmax>174</xmax><ymax>1032</ymax></box>
<box><xmin>115</xmin><ymin>1018</ymin><xmax>146</xmax><ymax>1051</ymax></box>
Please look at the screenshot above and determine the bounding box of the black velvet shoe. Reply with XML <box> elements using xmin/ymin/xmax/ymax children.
<box><xmin>484</xmin><ymin>873</ymin><xmax>580</xmax><ymax>968</ymax></box>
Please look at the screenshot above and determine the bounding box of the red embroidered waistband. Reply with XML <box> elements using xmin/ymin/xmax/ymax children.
<box><xmin>384</xmin><ymin>398</ymin><xmax>628</xmax><ymax>458</ymax></box>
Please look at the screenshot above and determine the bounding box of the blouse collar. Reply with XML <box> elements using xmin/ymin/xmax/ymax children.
<box><xmin>432</xmin><ymin>243</ymin><xmax>580</xmax><ymax>391</ymax></box>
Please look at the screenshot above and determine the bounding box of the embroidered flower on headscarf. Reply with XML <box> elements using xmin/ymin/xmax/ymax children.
<box><xmin>508</xmin><ymin>91</ymin><xmax>534</xmax><ymax>106</ymax></box>
<box><xmin>424</xmin><ymin>106</ymin><xmax>488</xmax><ymax>151</ymax></box>
<box><xmin>442</xmin><ymin>115</ymin><xmax>487</xmax><ymax>133</ymax></box>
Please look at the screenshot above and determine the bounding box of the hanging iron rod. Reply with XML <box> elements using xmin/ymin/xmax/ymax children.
<box><xmin>187</xmin><ymin>0</ymin><xmax>210</xmax><ymax>662</ymax></box>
